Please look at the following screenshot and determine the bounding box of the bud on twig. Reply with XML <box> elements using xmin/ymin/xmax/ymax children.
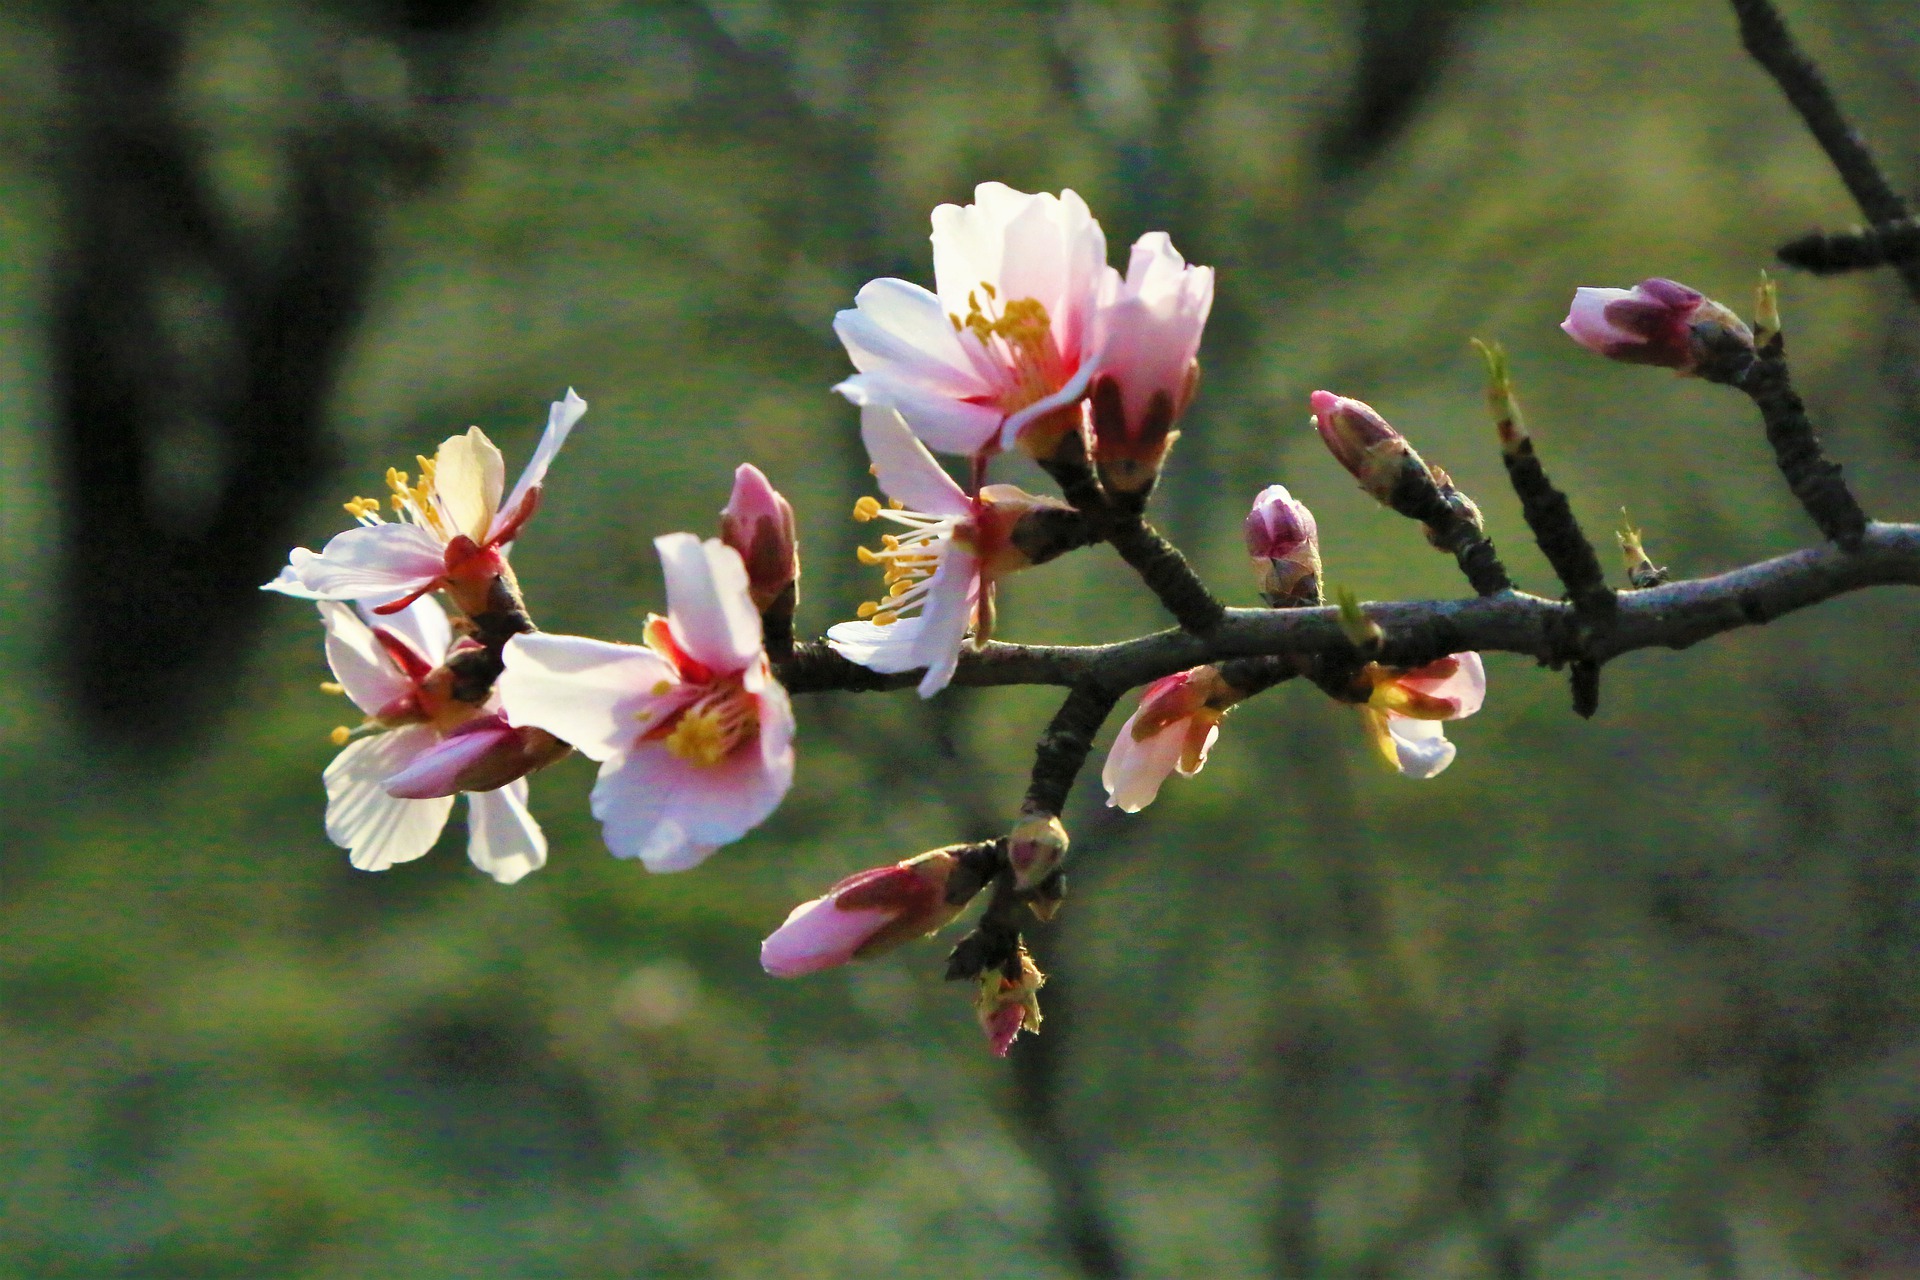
<box><xmin>1244</xmin><ymin>485</ymin><xmax>1322</xmax><ymax>607</ymax></box>
<box><xmin>1469</xmin><ymin>338</ymin><xmax>1527</xmax><ymax>454</ymax></box>
<box><xmin>1753</xmin><ymin>271</ymin><xmax>1781</xmax><ymax>349</ymax></box>
<box><xmin>975</xmin><ymin>942</ymin><xmax>1045</xmax><ymax>1057</ymax></box>
<box><xmin>760</xmin><ymin>848</ymin><xmax>968</xmax><ymax>976</ymax></box>
<box><xmin>719</xmin><ymin>463</ymin><xmax>799</xmax><ymax>617</ymax></box>
<box><xmin>1089</xmin><ymin>232</ymin><xmax>1214</xmax><ymax>498</ymax></box>
<box><xmin>1311</xmin><ymin>390</ymin><xmax>1426</xmax><ymax>506</ymax></box>
<box><xmin>1007</xmin><ymin>806</ymin><xmax>1069</xmax><ymax>892</ymax></box>
<box><xmin>1336</xmin><ymin>586</ymin><xmax>1385</xmax><ymax>651</ymax></box>
<box><xmin>1560</xmin><ymin>277</ymin><xmax>1753</xmax><ymax>374</ymax></box>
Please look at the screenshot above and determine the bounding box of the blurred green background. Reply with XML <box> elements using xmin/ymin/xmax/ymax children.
<box><xmin>6</xmin><ymin>1</ymin><xmax>1920</xmax><ymax>1276</ymax></box>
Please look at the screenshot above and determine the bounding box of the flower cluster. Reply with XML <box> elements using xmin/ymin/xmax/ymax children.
<box><xmin>262</xmin><ymin>184</ymin><xmax>1656</xmax><ymax>1057</ymax></box>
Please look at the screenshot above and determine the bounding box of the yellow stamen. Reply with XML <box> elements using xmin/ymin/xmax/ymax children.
<box><xmin>871</xmin><ymin>610</ymin><xmax>898</xmax><ymax>626</ymax></box>
<box><xmin>330</xmin><ymin>726</ymin><xmax>352</xmax><ymax>746</ymax></box>
<box><xmin>663</xmin><ymin>710</ymin><xmax>729</xmax><ymax>767</ymax></box>
<box><xmin>651</xmin><ymin>680</ymin><xmax>672</xmax><ymax>696</ymax></box>
<box><xmin>889</xmin><ymin>498</ymin><xmax>904</xmax><ymax>510</ymax></box>
<box><xmin>857</xmin><ymin>601</ymin><xmax>879</xmax><ymax>618</ymax></box>
<box><xmin>888</xmin><ymin>579</ymin><xmax>913</xmax><ymax>598</ymax></box>
<box><xmin>319</xmin><ymin>681</ymin><xmax>345</xmax><ymax>695</ymax></box>
<box><xmin>857</xmin><ymin>546</ymin><xmax>882</xmax><ymax>565</ymax></box>
<box><xmin>853</xmin><ymin>496</ymin><xmax>882</xmax><ymax>522</ymax></box>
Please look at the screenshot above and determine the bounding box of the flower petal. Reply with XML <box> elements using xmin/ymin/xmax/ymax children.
<box><xmin>836</xmin><ymin>374</ymin><xmax>1005</xmax><ymax>457</ymax></box>
<box><xmin>588</xmin><ymin>733</ymin><xmax>793</xmax><ymax>872</ymax></box>
<box><xmin>910</xmin><ymin>548</ymin><xmax>979</xmax><ymax>698</ymax></box>
<box><xmin>324</xmin><ymin>726</ymin><xmax>455</xmax><ymax>870</ymax></box>
<box><xmin>1398</xmin><ymin>651</ymin><xmax>1486</xmax><ymax>719</ymax></box>
<box><xmin>760</xmin><ymin>896</ymin><xmax>895</xmax><ymax>977</ymax></box>
<box><xmin>858</xmin><ymin>405</ymin><xmax>971</xmax><ymax>515</ymax></box>
<box><xmin>497</xmin><ymin>633</ymin><xmax>676</xmax><ymax>761</ymax></box>
<box><xmin>1560</xmin><ymin>287</ymin><xmax>1636</xmax><ymax>352</ymax></box>
<box><xmin>657</xmin><ymin>533</ymin><xmax>762</xmax><ymax>675</ymax></box>
<box><xmin>319</xmin><ymin>602</ymin><xmax>412</xmax><ymax>715</ymax></box>
<box><xmin>434</xmin><ymin>427</ymin><xmax>507</xmax><ymax>544</ymax></box>
<box><xmin>825</xmin><ymin>616</ymin><xmax>928</xmax><ymax>673</ymax></box>
<box><xmin>494</xmin><ymin>389</ymin><xmax>587</xmax><ymax>542</ymax></box>
<box><xmin>1387</xmin><ymin>716</ymin><xmax>1457</xmax><ymax>780</ymax></box>
<box><xmin>293</xmin><ymin>523</ymin><xmax>448</xmax><ymax>604</ymax></box>
<box><xmin>1101</xmin><ymin>706</ymin><xmax>1190</xmax><ymax>813</ymax></box>
<box><xmin>263</xmin><ymin>550</ymin><xmax>326</xmax><ymax>598</ymax></box>
<box><xmin>384</xmin><ymin>721</ymin><xmax>516</xmax><ymax>799</ymax></box>
<box><xmin>465</xmin><ymin>780</ymin><xmax>547</xmax><ymax>884</ymax></box>
<box><xmin>365</xmin><ymin>594</ymin><xmax>453</xmax><ymax>670</ymax></box>
<box><xmin>834</xmin><ymin>279</ymin><xmax>982</xmax><ymax>390</ymax></box>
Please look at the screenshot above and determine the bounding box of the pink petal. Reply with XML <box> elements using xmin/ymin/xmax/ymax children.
<box><xmin>835</xmin><ymin>278</ymin><xmax>982</xmax><ymax>389</ymax></box>
<box><xmin>588</xmin><ymin>725</ymin><xmax>795</xmax><ymax>873</ymax></box>
<box><xmin>494</xmin><ymin>389</ymin><xmax>587</xmax><ymax>542</ymax></box>
<box><xmin>295</xmin><ymin>522</ymin><xmax>448</xmax><ymax>605</ymax></box>
<box><xmin>911</xmin><ymin>549</ymin><xmax>979</xmax><ymax>698</ymax></box>
<box><xmin>838</xmin><ymin>375</ymin><xmax>1005</xmax><ymax>457</ymax></box>
<box><xmin>1101</xmin><ymin>705</ymin><xmax>1190</xmax><ymax>813</ymax></box>
<box><xmin>984</xmin><ymin>1001</ymin><xmax>1026</xmax><ymax>1057</ymax></box>
<box><xmin>858</xmin><ymin>405</ymin><xmax>972</xmax><ymax>515</ymax></box>
<box><xmin>383</xmin><ymin>721</ymin><xmax>517</xmax><ymax>799</ymax></box>
<box><xmin>1398</xmin><ymin>651</ymin><xmax>1486</xmax><ymax>719</ymax></box>
<box><xmin>497</xmin><ymin>633</ymin><xmax>677</xmax><ymax>761</ymax></box>
<box><xmin>1560</xmin><ymin>288</ymin><xmax>1637</xmax><ymax>353</ymax></box>
<box><xmin>319</xmin><ymin>602</ymin><xmax>413</xmax><ymax>715</ymax></box>
<box><xmin>760</xmin><ymin>896</ymin><xmax>896</xmax><ymax>977</ymax></box>
<box><xmin>657</xmin><ymin>533</ymin><xmax>763</xmax><ymax>675</ymax></box>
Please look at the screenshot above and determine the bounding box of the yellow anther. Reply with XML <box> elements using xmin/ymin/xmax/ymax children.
<box><xmin>853</xmin><ymin>496</ymin><xmax>882</xmax><ymax>522</ymax></box>
<box><xmin>871</xmin><ymin>610</ymin><xmax>899</xmax><ymax>626</ymax></box>
<box><xmin>329</xmin><ymin>726</ymin><xmax>352</xmax><ymax>746</ymax></box>
<box><xmin>319</xmin><ymin>681</ymin><xmax>345</xmax><ymax>695</ymax></box>
<box><xmin>888</xmin><ymin>579</ymin><xmax>913</xmax><ymax>598</ymax></box>
<box><xmin>950</xmin><ymin>313</ymin><xmax>963</xmax><ymax>331</ymax></box>
<box><xmin>980</xmin><ymin>281</ymin><xmax>996</xmax><ymax>299</ymax></box>
<box><xmin>857</xmin><ymin>545</ymin><xmax>882</xmax><ymax>565</ymax></box>
<box><xmin>881</xmin><ymin>534</ymin><xmax>900</xmax><ymax>549</ymax></box>
<box><xmin>857</xmin><ymin>601</ymin><xmax>879</xmax><ymax>619</ymax></box>
<box><xmin>416</xmin><ymin>455</ymin><xmax>436</xmax><ymax>481</ymax></box>
<box><xmin>390</xmin><ymin>494</ymin><xmax>407</xmax><ymax>513</ymax></box>
<box><xmin>663</xmin><ymin>710</ymin><xmax>728</xmax><ymax>768</ymax></box>
<box><xmin>651</xmin><ymin>680</ymin><xmax>672</xmax><ymax>696</ymax></box>
<box><xmin>888</xmin><ymin>498</ymin><xmax>904</xmax><ymax>510</ymax></box>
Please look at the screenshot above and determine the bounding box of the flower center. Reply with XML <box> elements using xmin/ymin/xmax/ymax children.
<box><xmin>656</xmin><ymin>681</ymin><xmax>760</xmax><ymax>768</ymax></box>
<box><xmin>951</xmin><ymin>282</ymin><xmax>1065</xmax><ymax>414</ymax></box>
<box><xmin>850</xmin><ymin>495</ymin><xmax>959</xmax><ymax>626</ymax></box>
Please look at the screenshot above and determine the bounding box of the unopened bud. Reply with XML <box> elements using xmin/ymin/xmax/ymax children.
<box><xmin>1335</xmin><ymin>586</ymin><xmax>1384</xmax><ymax>650</ymax></box>
<box><xmin>975</xmin><ymin>943</ymin><xmax>1045</xmax><ymax>1057</ymax></box>
<box><xmin>719</xmin><ymin>463</ymin><xmax>799</xmax><ymax>615</ymax></box>
<box><xmin>1469</xmin><ymin>338</ymin><xmax>1528</xmax><ymax>454</ymax></box>
<box><xmin>1311</xmin><ymin>390</ymin><xmax>1429</xmax><ymax>506</ymax></box>
<box><xmin>760</xmin><ymin>848</ymin><xmax>966</xmax><ymax>977</ymax></box>
<box><xmin>1560</xmin><ymin>277</ymin><xmax>1753</xmax><ymax>374</ymax></box>
<box><xmin>1088</xmin><ymin>233</ymin><xmax>1214</xmax><ymax>494</ymax></box>
<box><xmin>1008</xmin><ymin>807</ymin><xmax>1069</xmax><ymax>892</ymax></box>
<box><xmin>383</xmin><ymin>715</ymin><xmax>572</xmax><ymax>799</ymax></box>
<box><xmin>1244</xmin><ymin>484</ymin><xmax>1321</xmax><ymax>607</ymax></box>
<box><xmin>1753</xmin><ymin>271</ymin><xmax>1781</xmax><ymax>349</ymax></box>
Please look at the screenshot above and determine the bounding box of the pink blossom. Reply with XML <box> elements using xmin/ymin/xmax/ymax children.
<box><xmin>317</xmin><ymin>597</ymin><xmax>547</xmax><ymax>883</ymax></box>
<box><xmin>760</xmin><ymin>850</ymin><xmax>961</xmax><ymax>977</ymax></box>
<box><xmin>496</xmin><ymin>533</ymin><xmax>795</xmax><ymax>872</ymax></box>
<box><xmin>1560</xmin><ymin>278</ymin><xmax>1750</xmax><ymax>372</ymax></box>
<box><xmin>1244</xmin><ymin>484</ymin><xmax>1321</xmax><ymax>606</ymax></box>
<box><xmin>833</xmin><ymin>183</ymin><xmax>1113</xmax><ymax>460</ymax></box>
<box><xmin>1359</xmin><ymin>652</ymin><xmax>1487</xmax><ymax>779</ymax></box>
<box><xmin>266</xmin><ymin>390</ymin><xmax>587</xmax><ymax>615</ymax></box>
<box><xmin>1309</xmin><ymin>389</ymin><xmax>1417</xmax><ymax>505</ymax></box>
<box><xmin>826</xmin><ymin>407</ymin><xmax>1049</xmax><ymax>698</ymax></box>
<box><xmin>1101</xmin><ymin>667</ymin><xmax>1238</xmax><ymax>813</ymax></box>
<box><xmin>719</xmin><ymin>463</ymin><xmax>799</xmax><ymax>612</ymax></box>
<box><xmin>1088</xmin><ymin>232</ymin><xmax>1214</xmax><ymax>490</ymax></box>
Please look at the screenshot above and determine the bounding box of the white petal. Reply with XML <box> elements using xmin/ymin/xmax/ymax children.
<box><xmin>910</xmin><ymin>549</ymin><xmax>978</xmax><ymax>698</ymax></box>
<box><xmin>825</xmin><ymin>616</ymin><xmax>928</xmax><ymax>673</ymax></box>
<box><xmin>324</xmin><ymin>726</ymin><xmax>455</xmax><ymax>870</ymax></box>
<box><xmin>996</xmin><ymin>358</ymin><xmax>1098</xmax><ymax>453</ymax></box>
<box><xmin>264</xmin><ymin>551</ymin><xmax>326</xmax><ymax>598</ymax></box>
<box><xmin>497</xmin><ymin>633</ymin><xmax>675</xmax><ymax>761</ymax></box>
<box><xmin>836</xmin><ymin>375</ymin><xmax>1004</xmax><ymax>458</ymax></box>
<box><xmin>1388</xmin><ymin>717</ymin><xmax>1457</xmax><ymax>780</ymax></box>
<box><xmin>858</xmin><ymin>405</ymin><xmax>972</xmax><ymax>515</ymax></box>
<box><xmin>295</xmin><ymin>523</ymin><xmax>447</xmax><ymax>603</ymax></box>
<box><xmin>834</xmin><ymin>279</ymin><xmax>981</xmax><ymax>387</ymax></box>
<box><xmin>319</xmin><ymin>602</ymin><xmax>412</xmax><ymax>715</ymax></box>
<box><xmin>433</xmin><ymin>427</ymin><xmax>506</xmax><ymax>544</ymax></box>
<box><xmin>657</xmin><ymin>533</ymin><xmax>762</xmax><ymax>675</ymax></box>
<box><xmin>465</xmin><ymin>780</ymin><xmax>547</xmax><ymax>884</ymax></box>
<box><xmin>364</xmin><ymin>594</ymin><xmax>453</xmax><ymax>668</ymax></box>
<box><xmin>589</xmin><ymin>734</ymin><xmax>793</xmax><ymax>873</ymax></box>
<box><xmin>1101</xmin><ymin>709</ymin><xmax>1187</xmax><ymax>813</ymax></box>
<box><xmin>494</xmin><ymin>389</ymin><xmax>587</xmax><ymax>541</ymax></box>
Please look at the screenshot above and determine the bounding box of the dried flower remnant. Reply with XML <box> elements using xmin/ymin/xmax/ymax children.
<box><xmin>1102</xmin><ymin>666</ymin><xmax>1243</xmax><ymax>812</ymax></box>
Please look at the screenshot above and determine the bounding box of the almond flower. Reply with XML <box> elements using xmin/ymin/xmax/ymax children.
<box><xmin>1244</xmin><ymin>484</ymin><xmax>1321</xmax><ymax>607</ymax></box>
<box><xmin>1358</xmin><ymin>652</ymin><xmax>1487</xmax><ymax>779</ymax></box>
<box><xmin>266</xmin><ymin>390</ymin><xmax>587</xmax><ymax>616</ymax></box>
<box><xmin>318</xmin><ymin>596</ymin><xmax>547</xmax><ymax>884</ymax></box>
<box><xmin>1101</xmin><ymin>666</ymin><xmax>1243</xmax><ymax>812</ymax></box>
<box><xmin>496</xmin><ymin>533</ymin><xmax>796</xmax><ymax>872</ymax></box>
<box><xmin>825</xmin><ymin>407</ymin><xmax>1054</xmax><ymax>698</ymax></box>
<box><xmin>1088</xmin><ymin>232</ymin><xmax>1214</xmax><ymax>492</ymax></box>
<box><xmin>760</xmin><ymin>849</ymin><xmax>963</xmax><ymax>977</ymax></box>
<box><xmin>833</xmin><ymin>183</ymin><xmax>1111</xmax><ymax>461</ymax></box>
<box><xmin>1560</xmin><ymin>278</ymin><xmax>1752</xmax><ymax>373</ymax></box>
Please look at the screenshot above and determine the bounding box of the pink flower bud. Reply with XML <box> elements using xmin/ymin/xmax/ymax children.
<box><xmin>1244</xmin><ymin>484</ymin><xmax>1321</xmax><ymax>607</ymax></box>
<box><xmin>1560</xmin><ymin>278</ymin><xmax>1752</xmax><ymax>373</ymax></box>
<box><xmin>1089</xmin><ymin>233</ymin><xmax>1214</xmax><ymax>493</ymax></box>
<box><xmin>1310</xmin><ymin>390</ymin><xmax>1418</xmax><ymax>504</ymax></box>
<box><xmin>719</xmin><ymin>463</ymin><xmax>799</xmax><ymax>613</ymax></box>
<box><xmin>974</xmin><ymin>944</ymin><xmax>1045</xmax><ymax>1058</ymax></box>
<box><xmin>382</xmin><ymin>714</ymin><xmax>571</xmax><ymax>799</ymax></box>
<box><xmin>760</xmin><ymin>850</ymin><xmax>961</xmax><ymax>976</ymax></box>
<box><xmin>1007</xmin><ymin>808</ymin><xmax>1069</xmax><ymax>892</ymax></box>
